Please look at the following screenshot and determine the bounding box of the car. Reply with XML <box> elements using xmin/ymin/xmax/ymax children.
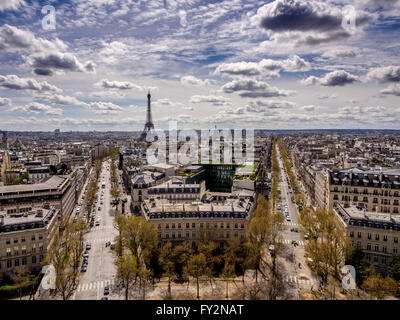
<box><xmin>286</xmin><ymin>217</ymin><xmax>291</xmax><ymax>222</ymax></box>
<box><xmin>86</xmin><ymin>243</ymin><xmax>91</xmax><ymax>250</ymax></box>
<box><xmin>81</xmin><ymin>266</ymin><xmax>87</xmax><ymax>272</ymax></box>
<box><xmin>95</xmin><ymin>221</ymin><xmax>100</xmax><ymax>226</ymax></box>
<box><xmin>98</xmin><ymin>207</ymin><xmax>101</xmax><ymax>211</ymax></box>
<box><xmin>104</xmin><ymin>286</ymin><xmax>110</xmax><ymax>295</ymax></box>
<box><xmin>100</xmin><ymin>297</ymin><xmax>108</xmax><ymax>300</ymax></box>
<box><xmin>83</xmin><ymin>252</ymin><xmax>89</xmax><ymax>258</ymax></box>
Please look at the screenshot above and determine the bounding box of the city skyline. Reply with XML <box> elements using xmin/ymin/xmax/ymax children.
<box><xmin>0</xmin><ymin>0</ymin><xmax>400</xmax><ymax>131</ymax></box>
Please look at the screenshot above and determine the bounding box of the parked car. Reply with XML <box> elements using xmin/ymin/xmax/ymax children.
<box><xmin>95</xmin><ymin>221</ymin><xmax>100</xmax><ymax>226</ymax></box>
<box><xmin>81</xmin><ymin>265</ymin><xmax>87</xmax><ymax>272</ymax></box>
<box><xmin>86</xmin><ymin>243</ymin><xmax>91</xmax><ymax>250</ymax></box>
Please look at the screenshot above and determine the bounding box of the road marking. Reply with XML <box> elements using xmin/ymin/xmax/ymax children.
<box><xmin>285</xmin><ymin>275</ymin><xmax>314</xmax><ymax>285</ymax></box>
<box><xmin>77</xmin><ymin>279</ymin><xmax>115</xmax><ymax>292</ymax></box>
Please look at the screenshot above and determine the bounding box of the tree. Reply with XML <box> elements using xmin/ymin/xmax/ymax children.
<box><xmin>346</xmin><ymin>246</ymin><xmax>374</xmax><ymax>286</ymax></box>
<box><xmin>362</xmin><ymin>274</ymin><xmax>398</xmax><ymax>300</ymax></box>
<box><xmin>115</xmin><ymin>251</ymin><xmax>138</xmax><ymax>300</ymax></box>
<box><xmin>184</xmin><ymin>253</ymin><xmax>209</xmax><ymax>300</ymax></box>
<box><xmin>221</xmin><ymin>260</ymin><xmax>236</xmax><ymax>299</ymax></box>
<box><xmin>158</xmin><ymin>242</ymin><xmax>176</xmax><ymax>299</ymax></box>
<box><xmin>13</xmin><ymin>266</ymin><xmax>31</xmax><ymax>300</ymax></box>
<box><xmin>388</xmin><ymin>254</ymin><xmax>400</xmax><ymax>283</ymax></box>
<box><xmin>299</xmin><ymin>207</ymin><xmax>348</xmax><ymax>285</ymax></box>
<box><xmin>44</xmin><ymin>220</ymin><xmax>83</xmax><ymax>300</ymax></box>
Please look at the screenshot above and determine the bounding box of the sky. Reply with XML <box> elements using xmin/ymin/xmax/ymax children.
<box><xmin>0</xmin><ymin>0</ymin><xmax>399</xmax><ymax>131</ymax></box>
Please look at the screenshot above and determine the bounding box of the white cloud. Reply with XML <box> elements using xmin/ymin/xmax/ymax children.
<box><xmin>301</xmin><ymin>70</ymin><xmax>359</xmax><ymax>86</ymax></box>
<box><xmin>190</xmin><ymin>95</ymin><xmax>231</xmax><ymax>106</ymax></box>
<box><xmin>180</xmin><ymin>75</ymin><xmax>210</xmax><ymax>86</ymax></box>
<box><xmin>95</xmin><ymin>79</ymin><xmax>143</xmax><ymax>90</ymax></box>
<box><xmin>0</xmin><ymin>75</ymin><xmax>61</xmax><ymax>92</ymax></box>
<box><xmin>0</xmin><ymin>97</ymin><xmax>12</xmax><ymax>107</ymax></box>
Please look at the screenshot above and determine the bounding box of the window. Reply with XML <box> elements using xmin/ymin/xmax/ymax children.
<box><xmin>32</xmin><ymin>244</ymin><xmax>36</xmax><ymax>253</ymax></box>
<box><xmin>395</xmin><ymin>237</ymin><xmax>398</xmax><ymax>244</ymax></box>
<box><xmin>241</xmin><ymin>224</ymin><xmax>244</xmax><ymax>229</ymax></box>
<box><xmin>178</xmin><ymin>223</ymin><xmax>181</xmax><ymax>229</ymax></box>
<box><xmin>166</xmin><ymin>224</ymin><xmax>169</xmax><ymax>229</ymax></box>
<box><xmin>368</xmin><ymin>233</ymin><xmax>371</xmax><ymax>240</ymax></box>
<box><xmin>158</xmin><ymin>233</ymin><xmax>161</xmax><ymax>239</ymax></box>
<box><xmin>14</xmin><ymin>247</ymin><xmax>18</xmax><ymax>255</ymax></box>
<box><xmin>192</xmin><ymin>232</ymin><xmax>196</xmax><ymax>238</ymax></box>
<box><xmin>226</xmin><ymin>232</ymin><xmax>230</xmax><ymax>238</ymax></box>
<box><xmin>220</xmin><ymin>223</ymin><xmax>224</xmax><ymax>229</ymax></box>
<box><xmin>38</xmin><ymin>234</ymin><xmax>43</xmax><ymax>240</ymax></box>
<box><xmin>172</xmin><ymin>223</ymin><xmax>175</xmax><ymax>229</ymax></box>
<box><xmin>235</xmin><ymin>223</ymin><xmax>238</xmax><ymax>229</ymax></box>
<box><xmin>366</xmin><ymin>254</ymin><xmax>371</xmax><ymax>261</ymax></box>
<box><xmin>157</xmin><ymin>224</ymin><xmax>161</xmax><ymax>229</ymax></box>
<box><xmin>165</xmin><ymin>233</ymin><xmax>169</xmax><ymax>239</ymax></box>
<box><xmin>7</xmin><ymin>260</ymin><xmax>12</xmax><ymax>268</ymax></box>
<box><xmin>21</xmin><ymin>237</ymin><xmax>25</xmax><ymax>243</ymax></box>
<box><xmin>367</xmin><ymin>243</ymin><xmax>371</xmax><ymax>251</ymax></box>
<box><xmin>349</xmin><ymin>231</ymin><xmax>354</xmax><ymax>238</ymax></box>
<box><xmin>39</xmin><ymin>243</ymin><xmax>43</xmax><ymax>251</ymax></box>
<box><xmin>186</xmin><ymin>223</ymin><xmax>189</xmax><ymax>228</ymax></box>
<box><xmin>6</xmin><ymin>238</ymin><xmax>10</xmax><ymax>245</ymax></box>
<box><xmin>382</xmin><ymin>257</ymin><xmax>387</xmax><ymax>264</ymax></box>
<box><xmin>382</xmin><ymin>246</ymin><xmax>387</xmax><ymax>253</ymax></box>
<box><xmin>22</xmin><ymin>257</ymin><xmax>27</xmax><ymax>266</ymax></box>
<box><xmin>14</xmin><ymin>238</ymin><xmax>18</xmax><ymax>244</ymax></box>
<box><xmin>14</xmin><ymin>259</ymin><xmax>19</xmax><ymax>267</ymax></box>
<box><xmin>394</xmin><ymin>247</ymin><xmax>398</xmax><ymax>254</ymax></box>
<box><xmin>383</xmin><ymin>235</ymin><xmax>388</xmax><ymax>242</ymax></box>
<box><xmin>39</xmin><ymin>255</ymin><xmax>44</xmax><ymax>262</ymax></box>
<box><xmin>192</xmin><ymin>223</ymin><xmax>195</xmax><ymax>228</ymax></box>
<box><xmin>357</xmin><ymin>241</ymin><xmax>361</xmax><ymax>247</ymax></box>
<box><xmin>21</xmin><ymin>246</ymin><xmax>26</xmax><ymax>254</ymax></box>
<box><xmin>374</xmin><ymin>256</ymin><xmax>378</xmax><ymax>263</ymax></box>
<box><xmin>357</xmin><ymin>232</ymin><xmax>361</xmax><ymax>238</ymax></box>
<box><xmin>374</xmin><ymin>244</ymin><xmax>379</xmax><ymax>252</ymax></box>
<box><xmin>186</xmin><ymin>232</ymin><xmax>189</xmax><ymax>238</ymax></box>
<box><xmin>32</xmin><ymin>256</ymin><xmax>36</xmax><ymax>264</ymax></box>
<box><xmin>31</xmin><ymin>235</ymin><xmax>35</xmax><ymax>241</ymax></box>
<box><xmin>375</xmin><ymin>234</ymin><xmax>380</xmax><ymax>241</ymax></box>
<box><xmin>6</xmin><ymin>248</ymin><xmax>11</xmax><ymax>256</ymax></box>
<box><xmin>200</xmin><ymin>223</ymin><xmax>203</xmax><ymax>228</ymax></box>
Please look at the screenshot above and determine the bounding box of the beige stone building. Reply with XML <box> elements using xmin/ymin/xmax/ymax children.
<box><xmin>335</xmin><ymin>204</ymin><xmax>400</xmax><ymax>273</ymax></box>
<box><xmin>327</xmin><ymin>167</ymin><xmax>400</xmax><ymax>214</ymax></box>
<box><xmin>142</xmin><ymin>179</ymin><xmax>254</xmax><ymax>248</ymax></box>
<box><xmin>0</xmin><ymin>205</ymin><xmax>59</xmax><ymax>276</ymax></box>
<box><xmin>0</xmin><ymin>175</ymin><xmax>76</xmax><ymax>220</ymax></box>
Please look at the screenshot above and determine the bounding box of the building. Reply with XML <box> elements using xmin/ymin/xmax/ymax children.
<box><xmin>28</xmin><ymin>167</ymin><xmax>50</xmax><ymax>183</ymax></box>
<box><xmin>142</xmin><ymin>178</ymin><xmax>255</xmax><ymax>247</ymax></box>
<box><xmin>0</xmin><ymin>205</ymin><xmax>59</xmax><ymax>276</ymax></box>
<box><xmin>1</xmin><ymin>132</ymin><xmax>8</xmax><ymax>150</ymax></box>
<box><xmin>335</xmin><ymin>204</ymin><xmax>400</xmax><ymax>273</ymax></box>
<box><xmin>327</xmin><ymin>167</ymin><xmax>400</xmax><ymax>214</ymax></box>
<box><xmin>130</xmin><ymin>171</ymin><xmax>165</xmax><ymax>212</ymax></box>
<box><xmin>0</xmin><ymin>175</ymin><xmax>75</xmax><ymax>220</ymax></box>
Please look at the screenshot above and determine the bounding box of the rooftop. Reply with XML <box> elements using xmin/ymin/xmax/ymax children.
<box><xmin>0</xmin><ymin>175</ymin><xmax>70</xmax><ymax>195</ymax></box>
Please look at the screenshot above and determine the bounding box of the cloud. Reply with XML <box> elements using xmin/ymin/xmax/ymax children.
<box><xmin>28</xmin><ymin>52</ymin><xmax>95</xmax><ymax>76</ymax></box>
<box><xmin>380</xmin><ymin>84</ymin><xmax>400</xmax><ymax>96</ymax></box>
<box><xmin>221</xmin><ymin>79</ymin><xmax>295</xmax><ymax>98</ymax></box>
<box><xmin>301</xmin><ymin>105</ymin><xmax>316</xmax><ymax>112</ymax></box>
<box><xmin>0</xmin><ymin>24</ymin><xmax>67</xmax><ymax>52</ymax></box>
<box><xmin>180</xmin><ymin>75</ymin><xmax>210</xmax><ymax>86</ymax></box>
<box><xmin>214</xmin><ymin>55</ymin><xmax>310</xmax><ymax>78</ymax></box>
<box><xmin>367</xmin><ymin>66</ymin><xmax>400</xmax><ymax>83</ymax></box>
<box><xmin>246</xmin><ymin>99</ymin><xmax>295</xmax><ymax>112</ymax></box>
<box><xmin>95</xmin><ymin>79</ymin><xmax>143</xmax><ymax>90</ymax></box>
<box><xmin>322</xmin><ymin>48</ymin><xmax>357</xmax><ymax>58</ymax></box>
<box><xmin>11</xmin><ymin>102</ymin><xmax>62</xmax><ymax>115</ymax></box>
<box><xmin>0</xmin><ymin>74</ymin><xmax>61</xmax><ymax>92</ymax></box>
<box><xmin>39</xmin><ymin>94</ymin><xmax>83</xmax><ymax>106</ymax></box>
<box><xmin>189</xmin><ymin>95</ymin><xmax>231</xmax><ymax>106</ymax></box>
<box><xmin>86</xmin><ymin>101</ymin><xmax>123</xmax><ymax>113</ymax></box>
<box><xmin>0</xmin><ymin>97</ymin><xmax>12</xmax><ymax>107</ymax></box>
<box><xmin>301</xmin><ymin>70</ymin><xmax>359</xmax><ymax>86</ymax></box>
<box><xmin>0</xmin><ymin>0</ymin><xmax>26</xmax><ymax>11</ymax></box>
<box><xmin>252</xmin><ymin>0</ymin><xmax>373</xmax><ymax>46</ymax></box>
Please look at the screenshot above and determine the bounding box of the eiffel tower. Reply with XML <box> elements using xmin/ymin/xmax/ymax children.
<box><xmin>139</xmin><ymin>90</ymin><xmax>155</xmax><ymax>141</ymax></box>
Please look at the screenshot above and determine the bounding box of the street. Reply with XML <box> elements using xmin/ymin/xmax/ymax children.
<box><xmin>73</xmin><ymin>159</ymin><xmax>119</xmax><ymax>300</ymax></box>
<box><xmin>275</xmin><ymin>144</ymin><xmax>318</xmax><ymax>295</ymax></box>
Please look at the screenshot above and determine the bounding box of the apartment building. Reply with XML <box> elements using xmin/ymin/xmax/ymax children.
<box><xmin>327</xmin><ymin>167</ymin><xmax>400</xmax><ymax>214</ymax></box>
<box><xmin>335</xmin><ymin>204</ymin><xmax>400</xmax><ymax>273</ymax></box>
<box><xmin>0</xmin><ymin>205</ymin><xmax>59</xmax><ymax>276</ymax></box>
<box><xmin>0</xmin><ymin>175</ymin><xmax>75</xmax><ymax>220</ymax></box>
<box><xmin>142</xmin><ymin>179</ymin><xmax>254</xmax><ymax>247</ymax></box>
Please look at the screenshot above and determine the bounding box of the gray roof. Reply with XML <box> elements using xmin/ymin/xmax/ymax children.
<box><xmin>0</xmin><ymin>175</ymin><xmax>69</xmax><ymax>195</ymax></box>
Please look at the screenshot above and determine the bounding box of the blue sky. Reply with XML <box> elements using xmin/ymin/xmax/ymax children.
<box><xmin>0</xmin><ymin>0</ymin><xmax>400</xmax><ymax>131</ymax></box>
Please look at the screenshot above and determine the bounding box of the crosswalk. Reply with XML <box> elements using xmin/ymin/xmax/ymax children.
<box><xmin>280</xmin><ymin>239</ymin><xmax>305</xmax><ymax>246</ymax></box>
<box><xmin>76</xmin><ymin>279</ymin><xmax>115</xmax><ymax>292</ymax></box>
<box><xmin>89</xmin><ymin>225</ymin><xmax>115</xmax><ymax>232</ymax></box>
<box><xmin>85</xmin><ymin>237</ymin><xmax>114</xmax><ymax>244</ymax></box>
<box><xmin>284</xmin><ymin>222</ymin><xmax>299</xmax><ymax>227</ymax></box>
<box><xmin>285</xmin><ymin>275</ymin><xmax>314</xmax><ymax>285</ymax></box>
